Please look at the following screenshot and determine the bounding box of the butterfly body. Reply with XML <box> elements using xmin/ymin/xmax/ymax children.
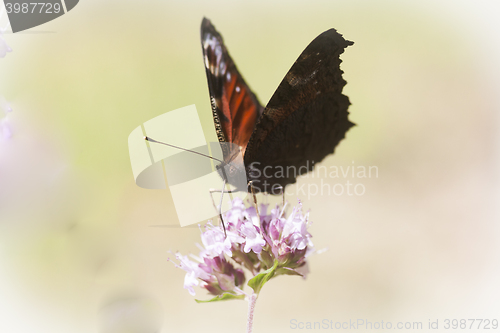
<box><xmin>201</xmin><ymin>18</ymin><xmax>354</xmax><ymax>194</ymax></box>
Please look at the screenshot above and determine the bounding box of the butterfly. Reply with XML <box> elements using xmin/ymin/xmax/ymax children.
<box><xmin>201</xmin><ymin>18</ymin><xmax>354</xmax><ymax>195</ymax></box>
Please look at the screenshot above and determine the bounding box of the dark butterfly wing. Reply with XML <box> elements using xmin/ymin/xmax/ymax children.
<box><xmin>200</xmin><ymin>18</ymin><xmax>264</xmax><ymax>156</ymax></box>
<box><xmin>244</xmin><ymin>29</ymin><xmax>354</xmax><ymax>193</ymax></box>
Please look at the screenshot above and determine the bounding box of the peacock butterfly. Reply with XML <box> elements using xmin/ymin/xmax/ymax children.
<box><xmin>201</xmin><ymin>18</ymin><xmax>354</xmax><ymax>195</ymax></box>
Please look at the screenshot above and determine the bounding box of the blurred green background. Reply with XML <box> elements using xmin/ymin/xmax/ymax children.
<box><xmin>0</xmin><ymin>0</ymin><xmax>499</xmax><ymax>332</ymax></box>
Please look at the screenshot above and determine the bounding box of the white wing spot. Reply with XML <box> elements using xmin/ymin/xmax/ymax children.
<box><xmin>226</xmin><ymin>72</ymin><xmax>231</xmax><ymax>81</ymax></box>
<box><xmin>236</xmin><ymin>86</ymin><xmax>241</xmax><ymax>93</ymax></box>
<box><xmin>203</xmin><ymin>35</ymin><xmax>226</xmax><ymax>77</ymax></box>
<box><xmin>220</xmin><ymin>60</ymin><xmax>226</xmax><ymax>76</ymax></box>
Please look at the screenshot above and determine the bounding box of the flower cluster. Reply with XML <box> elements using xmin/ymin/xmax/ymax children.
<box><xmin>0</xmin><ymin>10</ymin><xmax>12</xmax><ymax>140</ymax></box>
<box><xmin>171</xmin><ymin>198</ymin><xmax>314</xmax><ymax>300</ymax></box>
<box><xmin>0</xmin><ymin>96</ymin><xmax>12</xmax><ymax>140</ymax></box>
<box><xmin>0</xmin><ymin>9</ymin><xmax>12</xmax><ymax>58</ymax></box>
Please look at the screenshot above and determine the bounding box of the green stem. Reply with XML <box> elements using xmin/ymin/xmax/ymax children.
<box><xmin>246</xmin><ymin>292</ymin><xmax>258</xmax><ymax>333</ymax></box>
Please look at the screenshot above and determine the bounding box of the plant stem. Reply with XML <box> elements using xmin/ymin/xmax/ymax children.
<box><xmin>246</xmin><ymin>292</ymin><xmax>258</xmax><ymax>333</ymax></box>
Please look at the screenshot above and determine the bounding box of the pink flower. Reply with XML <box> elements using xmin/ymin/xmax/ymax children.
<box><xmin>280</xmin><ymin>202</ymin><xmax>312</xmax><ymax>251</ymax></box>
<box><xmin>200</xmin><ymin>222</ymin><xmax>233</xmax><ymax>258</ymax></box>
<box><xmin>259</xmin><ymin>201</ymin><xmax>313</xmax><ymax>274</ymax></box>
<box><xmin>239</xmin><ymin>221</ymin><xmax>266</xmax><ymax>254</ymax></box>
<box><xmin>171</xmin><ymin>252</ymin><xmax>245</xmax><ymax>297</ymax></box>
<box><xmin>0</xmin><ymin>16</ymin><xmax>11</xmax><ymax>58</ymax></box>
<box><xmin>0</xmin><ymin>96</ymin><xmax>12</xmax><ymax>140</ymax></box>
<box><xmin>172</xmin><ymin>198</ymin><xmax>317</xmax><ymax>299</ymax></box>
<box><xmin>171</xmin><ymin>253</ymin><xmax>210</xmax><ymax>296</ymax></box>
<box><xmin>0</xmin><ymin>117</ymin><xmax>11</xmax><ymax>139</ymax></box>
<box><xmin>199</xmin><ymin>256</ymin><xmax>245</xmax><ymax>294</ymax></box>
<box><xmin>0</xmin><ymin>35</ymin><xmax>11</xmax><ymax>58</ymax></box>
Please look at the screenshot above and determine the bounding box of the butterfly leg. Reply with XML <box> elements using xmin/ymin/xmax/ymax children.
<box><xmin>209</xmin><ymin>187</ymin><xmax>238</xmax><ymax>213</ymax></box>
<box><xmin>273</xmin><ymin>185</ymin><xmax>285</xmax><ymax>206</ymax></box>
<box><xmin>212</xmin><ymin>178</ymin><xmax>227</xmax><ymax>237</ymax></box>
<box><xmin>209</xmin><ymin>184</ymin><xmax>240</xmax><ymax>237</ymax></box>
<box><xmin>247</xmin><ymin>180</ymin><xmax>260</xmax><ymax>219</ymax></box>
<box><xmin>208</xmin><ymin>188</ymin><xmax>221</xmax><ymax>214</ymax></box>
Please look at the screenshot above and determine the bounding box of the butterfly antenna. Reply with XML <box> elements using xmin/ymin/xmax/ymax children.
<box><xmin>145</xmin><ymin>135</ymin><xmax>228</xmax><ymax>237</ymax></box>
<box><xmin>144</xmin><ymin>136</ymin><xmax>223</xmax><ymax>164</ymax></box>
<box><xmin>248</xmin><ymin>181</ymin><xmax>260</xmax><ymax>223</ymax></box>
